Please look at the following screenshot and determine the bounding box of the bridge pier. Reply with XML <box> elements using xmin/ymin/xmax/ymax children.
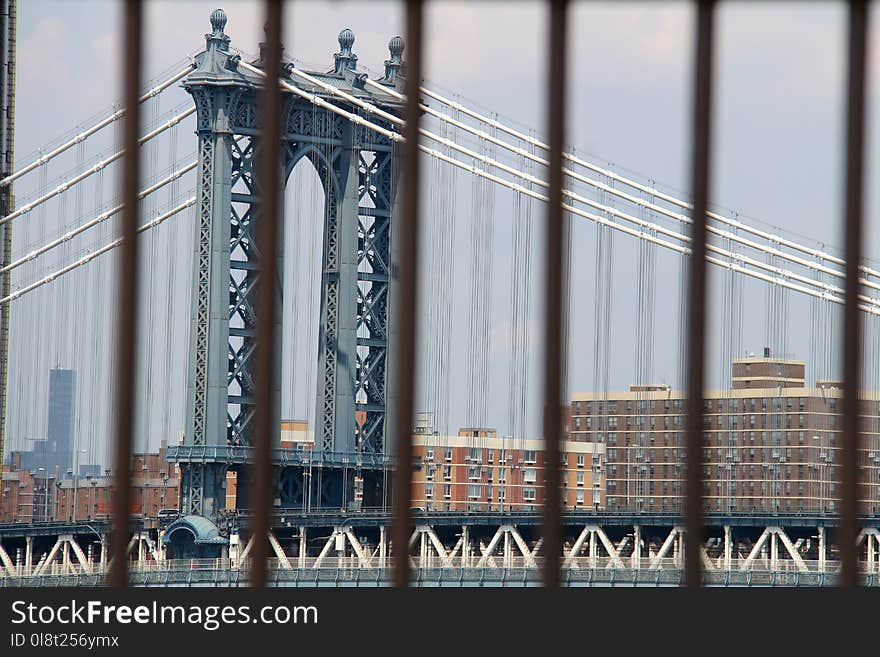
<box><xmin>633</xmin><ymin>524</ymin><xmax>641</xmax><ymax>569</ymax></box>
<box><xmin>723</xmin><ymin>525</ymin><xmax>732</xmax><ymax>570</ymax></box>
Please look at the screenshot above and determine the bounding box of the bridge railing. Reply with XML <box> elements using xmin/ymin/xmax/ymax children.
<box><xmin>4</xmin><ymin>555</ymin><xmax>877</xmax><ymax>581</ymax></box>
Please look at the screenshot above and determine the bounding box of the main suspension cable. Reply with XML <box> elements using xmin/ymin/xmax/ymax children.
<box><xmin>1</xmin><ymin>64</ymin><xmax>193</xmax><ymax>189</ymax></box>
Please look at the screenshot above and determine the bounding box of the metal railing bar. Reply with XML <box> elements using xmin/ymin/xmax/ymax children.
<box><xmin>685</xmin><ymin>0</ymin><xmax>716</xmax><ymax>589</ymax></box>
<box><xmin>542</xmin><ymin>0</ymin><xmax>568</xmax><ymax>589</ymax></box>
<box><xmin>251</xmin><ymin>0</ymin><xmax>285</xmax><ymax>589</ymax></box>
<box><xmin>392</xmin><ymin>0</ymin><xmax>424</xmax><ymax>589</ymax></box>
<box><xmin>840</xmin><ymin>0</ymin><xmax>869</xmax><ymax>589</ymax></box>
<box><xmin>108</xmin><ymin>0</ymin><xmax>142</xmax><ymax>589</ymax></box>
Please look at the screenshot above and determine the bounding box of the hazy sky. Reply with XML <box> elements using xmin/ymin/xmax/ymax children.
<box><xmin>7</xmin><ymin>1</ymin><xmax>880</xmax><ymax>465</ymax></box>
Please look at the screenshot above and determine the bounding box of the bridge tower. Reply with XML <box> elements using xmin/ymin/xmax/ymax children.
<box><xmin>173</xmin><ymin>10</ymin><xmax>405</xmax><ymax>519</ymax></box>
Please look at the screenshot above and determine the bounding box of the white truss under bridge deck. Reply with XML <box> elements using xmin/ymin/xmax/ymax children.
<box><xmin>2</xmin><ymin>520</ymin><xmax>880</xmax><ymax>586</ymax></box>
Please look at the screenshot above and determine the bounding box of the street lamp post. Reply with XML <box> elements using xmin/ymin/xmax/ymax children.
<box><xmin>36</xmin><ymin>467</ymin><xmax>47</xmax><ymax>522</ymax></box>
<box><xmin>71</xmin><ymin>448</ymin><xmax>87</xmax><ymax>521</ymax></box>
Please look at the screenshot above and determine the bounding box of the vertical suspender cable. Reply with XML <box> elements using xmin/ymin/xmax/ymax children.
<box><xmin>840</xmin><ymin>0</ymin><xmax>868</xmax><ymax>589</ymax></box>
<box><xmin>392</xmin><ymin>0</ymin><xmax>423</xmax><ymax>589</ymax></box>
<box><xmin>109</xmin><ymin>0</ymin><xmax>142</xmax><ymax>588</ymax></box>
<box><xmin>685</xmin><ymin>0</ymin><xmax>715</xmax><ymax>589</ymax></box>
<box><xmin>252</xmin><ymin>0</ymin><xmax>284</xmax><ymax>589</ymax></box>
<box><xmin>542</xmin><ymin>0</ymin><xmax>567</xmax><ymax>588</ymax></box>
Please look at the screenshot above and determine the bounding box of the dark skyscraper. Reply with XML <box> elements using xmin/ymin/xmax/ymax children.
<box><xmin>46</xmin><ymin>368</ymin><xmax>75</xmax><ymax>475</ymax></box>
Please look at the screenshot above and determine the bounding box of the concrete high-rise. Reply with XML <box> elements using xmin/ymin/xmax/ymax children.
<box><xmin>46</xmin><ymin>368</ymin><xmax>75</xmax><ymax>476</ymax></box>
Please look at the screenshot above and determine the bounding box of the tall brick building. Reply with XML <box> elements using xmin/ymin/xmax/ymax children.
<box><xmin>570</xmin><ymin>352</ymin><xmax>880</xmax><ymax>514</ymax></box>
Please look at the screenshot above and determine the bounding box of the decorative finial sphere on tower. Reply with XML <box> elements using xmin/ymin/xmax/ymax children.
<box><xmin>339</xmin><ymin>28</ymin><xmax>355</xmax><ymax>52</ymax></box>
<box><xmin>389</xmin><ymin>35</ymin><xmax>404</xmax><ymax>60</ymax></box>
<box><xmin>210</xmin><ymin>8</ymin><xmax>228</xmax><ymax>34</ymax></box>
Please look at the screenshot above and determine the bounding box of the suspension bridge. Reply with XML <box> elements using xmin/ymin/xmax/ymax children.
<box><xmin>1</xmin><ymin>8</ymin><xmax>879</xmax><ymax>586</ymax></box>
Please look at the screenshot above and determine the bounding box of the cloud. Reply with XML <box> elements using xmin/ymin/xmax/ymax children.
<box><xmin>18</xmin><ymin>17</ymin><xmax>76</xmax><ymax>110</ymax></box>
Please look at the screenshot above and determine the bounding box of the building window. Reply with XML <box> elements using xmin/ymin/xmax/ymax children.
<box><xmin>524</xmin><ymin>450</ymin><xmax>537</xmax><ymax>464</ymax></box>
<box><xmin>425</xmin><ymin>447</ymin><xmax>434</xmax><ymax>461</ymax></box>
<box><xmin>498</xmin><ymin>468</ymin><xmax>506</xmax><ymax>482</ymax></box>
<box><xmin>468</xmin><ymin>485</ymin><xmax>481</xmax><ymax>500</ymax></box>
<box><xmin>523</xmin><ymin>487</ymin><xmax>536</xmax><ymax>502</ymax></box>
<box><xmin>444</xmin><ymin>447</ymin><xmax>452</xmax><ymax>462</ymax></box>
<box><xmin>523</xmin><ymin>468</ymin><xmax>537</xmax><ymax>484</ymax></box>
<box><xmin>425</xmin><ymin>484</ymin><xmax>434</xmax><ymax>499</ymax></box>
<box><xmin>443</xmin><ymin>466</ymin><xmax>451</xmax><ymax>481</ymax></box>
<box><xmin>443</xmin><ymin>485</ymin><xmax>451</xmax><ymax>499</ymax></box>
<box><xmin>576</xmin><ymin>453</ymin><xmax>585</xmax><ymax>467</ymax></box>
<box><xmin>498</xmin><ymin>488</ymin><xmax>506</xmax><ymax>502</ymax></box>
<box><xmin>576</xmin><ymin>489</ymin><xmax>584</xmax><ymax>505</ymax></box>
<box><xmin>426</xmin><ymin>466</ymin><xmax>435</xmax><ymax>481</ymax></box>
<box><xmin>468</xmin><ymin>466</ymin><xmax>481</xmax><ymax>481</ymax></box>
<box><xmin>576</xmin><ymin>471</ymin><xmax>584</xmax><ymax>486</ymax></box>
<box><xmin>467</xmin><ymin>447</ymin><xmax>482</xmax><ymax>462</ymax></box>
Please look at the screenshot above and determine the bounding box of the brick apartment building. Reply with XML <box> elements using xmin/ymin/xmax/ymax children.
<box><xmin>570</xmin><ymin>352</ymin><xmax>880</xmax><ymax>514</ymax></box>
<box><xmin>0</xmin><ymin>443</ymin><xmax>179</xmax><ymax>523</ymax></box>
<box><xmin>410</xmin><ymin>428</ymin><xmax>605</xmax><ymax>512</ymax></box>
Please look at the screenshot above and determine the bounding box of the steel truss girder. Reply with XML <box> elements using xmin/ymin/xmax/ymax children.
<box><xmin>32</xmin><ymin>534</ymin><xmax>92</xmax><ymax>577</ymax></box>
<box><xmin>0</xmin><ymin>539</ymin><xmax>16</xmax><ymax>576</ymax></box>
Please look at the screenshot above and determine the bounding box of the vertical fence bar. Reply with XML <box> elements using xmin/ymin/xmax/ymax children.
<box><xmin>392</xmin><ymin>0</ymin><xmax>424</xmax><ymax>589</ymax></box>
<box><xmin>840</xmin><ymin>0</ymin><xmax>868</xmax><ymax>589</ymax></box>
<box><xmin>251</xmin><ymin>0</ymin><xmax>285</xmax><ymax>589</ymax></box>
<box><xmin>542</xmin><ymin>0</ymin><xmax>568</xmax><ymax>589</ymax></box>
<box><xmin>108</xmin><ymin>0</ymin><xmax>142</xmax><ymax>588</ymax></box>
<box><xmin>684</xmin><ymin>0</ymin><xmax>715</xmax><ymax>589</ymax></box>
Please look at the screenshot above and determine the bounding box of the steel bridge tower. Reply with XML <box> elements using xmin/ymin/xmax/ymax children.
<box><xmin>172</xmin><ymin>10</ymin><xmax>405</xmax><ymax>520</ymax></box>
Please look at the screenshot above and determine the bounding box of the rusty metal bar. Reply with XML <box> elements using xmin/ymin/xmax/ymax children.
<box><xmin>684</xmin><ymin>0</ymin><xmax>715</xmax><ymax>589</ymax></box>
<box><xmin>542</xmin><ymin>0</ymin><xmax>568</xmax><ymax>589</ymax></box>
<box><xmin>108</xmin><ymin>0</ymin><xmax>142</xmax><ymax>588</ymax></box>
<box><xmin>392</xmin><ymin>0</ymin><xmax>423</xmax><ymax>589</ymax></box>
<box><xmin>840</xmin><ymin>0</ymin><xmax>868</xmax><ymax>589</ymax></box>
<box><xmin>250</xmin><ymin>0</ymin><xmax>285</xmax><ymax>589</ymax></box>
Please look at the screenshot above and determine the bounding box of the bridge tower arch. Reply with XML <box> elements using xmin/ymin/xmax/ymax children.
<box><xmin>173</xmin><ymin>10</ymin><xmax>405</xmax><ymax>518</ymax></box>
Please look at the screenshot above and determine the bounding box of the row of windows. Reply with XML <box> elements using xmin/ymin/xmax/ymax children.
<box><xmin>572</xmin><ymin>412</ymin><xmax>846</xmax><ymax>432</ymax></box>
<box><xmin>572</xmin><ymin>397</ymin><xmax>856</xmax><ymax>416</ymax></box>
<box><xmin>578</xmin><ymin>431</ymin><xmax>846</xmax><ymax>448</ymax></box>
<box><xmin>425</xmin><ymin>463</ymin><xmax>601</xmax><ymax>483</ymax></box>
<box><xmin>605</xmin><ymin>496</ymin><xmax>838</xmax><ymax>510</ymax></box>
<box><xmin>422</xmin><ymin>484</ymin><xmax>538</xmax><ymax>501</ymax></box>
<box><xmin>423</xmin><ymin>448</ymin><xmax>600</xmax><ymax>468</ymax></box>
<box><xmin>605</xmin><ymin>446</ymin><xmax>839</xmax><ymax>462</ymax></box>
<box><xmin>421</xmin><ymin>485</ymin><xmax>603</xmax><ymax>506</ymax></box>
<box><xmin>423</xmin><ymin>447</ymin><xmax>540</xmax><ymax>464</ymax></box>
